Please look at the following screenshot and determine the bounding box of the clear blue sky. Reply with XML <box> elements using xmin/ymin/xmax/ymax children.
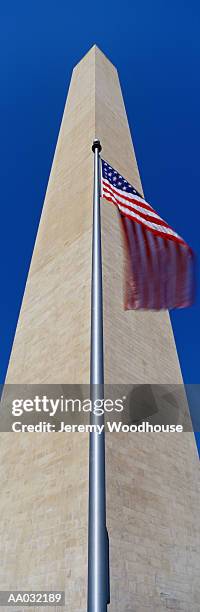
<box><xmin>0</xmin><ymin>1</ymin><xmax>199</xmax><ymax>450</ymax></box>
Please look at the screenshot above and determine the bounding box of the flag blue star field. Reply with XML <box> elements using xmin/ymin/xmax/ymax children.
<box><xmin>101</xmin><ymin>159</ymin><xmax>194</xmax><ymax>310</ymax></box>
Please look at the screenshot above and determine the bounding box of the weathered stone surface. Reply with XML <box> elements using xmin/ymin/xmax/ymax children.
<box><xmin>1</xmin><ymin>46</ymin><xmax>199</xmax><ymax>612</ymax></box>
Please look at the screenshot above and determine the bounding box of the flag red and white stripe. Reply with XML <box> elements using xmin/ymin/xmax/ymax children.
<box><xmin>101</xmin><ymin>159</ymin><xmax>194</xmax><ymax>310</ymax></box>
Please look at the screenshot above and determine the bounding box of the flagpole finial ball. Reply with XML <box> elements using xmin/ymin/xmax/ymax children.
<box><xmin>92</xmin><ymin>139</ymin><xmax>102</xmax><ymax>153</ymax></box>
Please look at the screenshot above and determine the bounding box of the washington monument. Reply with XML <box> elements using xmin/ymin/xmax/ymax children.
<box><xmin>0</xmin><ymin>46</ymin><xmax>199</xmax><ymax>611</ymax></box>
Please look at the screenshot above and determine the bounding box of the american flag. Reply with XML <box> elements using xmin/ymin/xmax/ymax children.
<box><xmin>101</xmin><ymin>159</ymin><xmax>194</xmax><ymax>310</ymax></box>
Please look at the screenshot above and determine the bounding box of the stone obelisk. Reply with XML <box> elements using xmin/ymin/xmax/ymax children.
<box><xmin>1</xmin><ymin>46</ymin><xmax>199</xmax><ymax>611</ymax></box>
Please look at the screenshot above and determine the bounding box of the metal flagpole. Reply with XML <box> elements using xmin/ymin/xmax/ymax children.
<box><xmin>87</xmin><ymin>140</ymin><xmax>110</xmax><ymax>612</ymax></box>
